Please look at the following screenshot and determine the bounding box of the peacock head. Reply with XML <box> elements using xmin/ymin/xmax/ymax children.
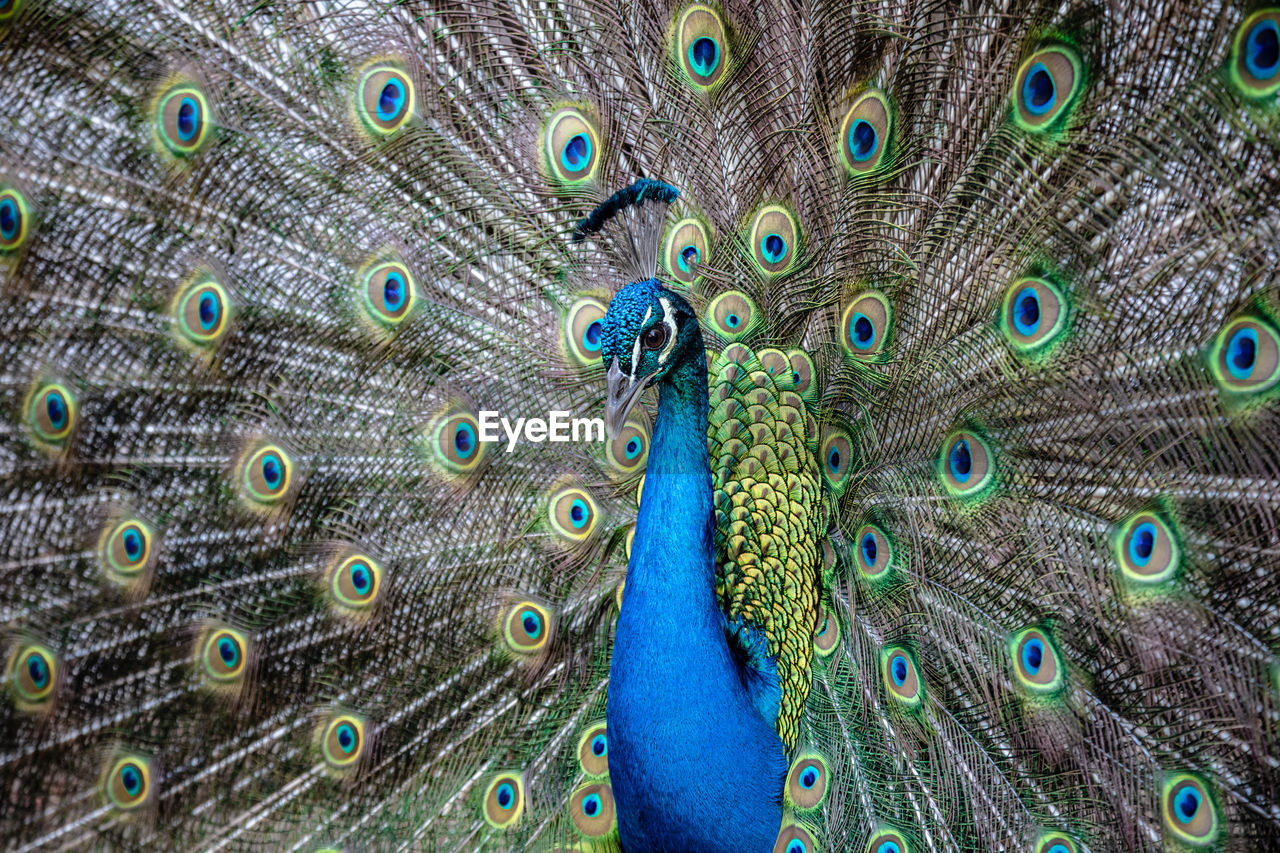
<box><xmin>601</xmin><ymin>278</ymin><xmax>702</xmax><ymax>436</ymax></box>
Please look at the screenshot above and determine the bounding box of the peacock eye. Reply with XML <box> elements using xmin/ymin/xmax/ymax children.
<box><xmin>642</xmin><ymin>325</ymin><xmax>668</xmax><ymax>350</ymax></box>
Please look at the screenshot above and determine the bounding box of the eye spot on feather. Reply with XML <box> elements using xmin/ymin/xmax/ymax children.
<box><xmin>819</xmin><ymin>427</ymin><xmax>852</xmax><ymax>494</ymax></box>
<box><xmin>786</xmin><ymin>753</ymin><xmax>829</xmax><ymax>810</ymax></box>
<box><xmin>839</xmin><ymin>89</ymin><xmax>892</xmax><ymax>175</ymax></box>
<box><xmin>1231</xmin><ymin>10</ymin><xmax>1280</xmax><ymax>97</ymax></box>
<box><xmin>787</xmin><ymin>349</ymin><xmax>817</xmax><ymax>399</ymax></box>
<box><xmin>360</xmin><ymin>260</ymin><xmax>416</xmax><ymax>327</ymax></box>
<box><xmin>841</xmin><ymin>291</ymin><xmax>892</xmax><ymax>358</ymax></box>
<box><xmin>749</xmin><ymin>205</ymin><xmax>799</xmax><ymax>276</ymax></box>
<box><xmin>0</xmin><ymin>186</ymin><xmax>30</xmax><ymax>251</ymax></box>
<box><xmin>606</xmin><ymin>413</ymin><xmax>650</xmax><ymax>476</ymax></box>
<box><xmin>865</xmin><ymin>829</ymin><xmax>911</xmax><ymax>853</ymax></box>
<box><xmin>155</xmin><ymin>81</ymin><xmax>211</xmax><ymax>157</ymax></box>
<box><xmin>328</xmin><ymin>554</ymin><xmax>382</xmax><ymax>612</ymax></box>
<box><xmin>814</xmin><ymin>607</ymin><xmax>840</xmax><ymax>656</ymax></box>
<box><xmin>426</xmin><ymin>408</ymin><xmax>486</xmax><ymax>478</ymax></box>
<box><xmin>105</xmin><ymin>754</ymin><xmax>152</xmax><ymax>810</ymax></box>
<box><xmin>0</xmin><ymin>0</ymin><xmax>21</xmax><ymax>24</ymax></box>
<box><xmin>882</xmin><ymin>647</ymin><xmax>923</xmax><ymax>708</ymax></box>
<box><xmin>7</xmin><ymin>643</ymin><xmax>56</xmax><ymax>707</ymax></box>
<box><xmin>1162</xmin><ymin>773</ymin><xmax>1219</xmax><ymax>846</ymax></box>
<box><xmin>197</xmin><ymin>626</ymin><xmax>248</xmax><ymax>685</ymax></box>
<box><xmin>174</xmin><ymin>275</ymin><xmax>231</xmax><ymax>347</ymax></box>
<box><xmin>665</xmin><ymin>217</ymin><xmax>710</xmax><ymax>284</ymax></box>
<box><xmin>25</xmin><ymin>382</ymin><xmax>76</xmax><ymax>450</ymax></box>
<box><xmin>1035</xmin><ymin>834</ymin><xmax>1079</xmax><ymax>853</ymax></box>
<box><xmin>577</xmin><ymin>722</ymin><xmax>609</xmax><ymax>776</ymax></box>
<box><xmin>101</xmin><ymin>518</ymin><xmax>154</xmax><ymax>584</ymax></box>
<box><xmin>1209</xmin><ymin>314</ymin><xmax>1280</xmax><ymax>395</ymax></box>
<box><xmin>1009</xmin><ymin>627</ymin><xmax>1064</xmax><ymax>695</ymax></box>
<box><xmin>1113</xmin><ymin>511</ymin><xmax>1180</xmax><ymax>586</ymax></box>
<box><xmin>855</xmin><ymin>523</ymin><xmax>894</xmax><ymax>582</ymax></box>
<box><xmin>502</xmin><ymin>600</ymin><xmax>554</xmax><ymax>654</ymax></box>
<box><xmin>319</xmin><ymin>713</ymin><xmax>366</xmax><ymax>769</ymax></box>
<box><xmin>1001</xmin><ymin>277</ymin><xmax>1068</xmax><ymax>354</ymax></box>
<box><xmin>675</xmin><ymin>5</ymin><xmax>728</xmax><ymax>89</ymax></box>
<box><xmin>564</xmin><ymin>297</ymin><xmax>609</xmax><ymax>366</ymax></box>
<box><xmin>569</xmin><ymin>782</ymin><xmax>617</xmax><ymax>837</ymax></box>
<box><xmin>483</xmin><ymin>772</ymin><xmax>524</xmax><ymax>828</ymax></box>
<box><xmin>544</xmin><ymin>107</ymin><xmax>600</xmax><ymax>184</ymax></box>
<box><xmin>774</xmin><ymin>821</ymin><xmax>819</xmax><ymax>853</ymax></box>
<box><xmin>238</xmin><ymin>444</ymin><xmax>293</xmax><ymax>505</ymax></box>
<box><xmin>1012</xmin><ymin>45</ymin><xmax>1084</xmax><ymax>131</ymax></box>
<box><xmin>355</xmin><ymin>63</ymin><xmax>414</xmax><ymax>136</ymax></box>
<box><xmin>939</xmin><ymin>429</ymin><xmax>995</xmax><ymax>497</ymax></box>
<box><xmin>548</xmin><ymin>487</ymin><xmax>599</xmax><ymax>542</ymax></box>
<box><xmin>706</xmin><ymin>290</ymin><xmax>760</xmax><ymax>340</ymax></box>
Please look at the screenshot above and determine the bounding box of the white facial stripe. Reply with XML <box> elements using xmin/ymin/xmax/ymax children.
<box><xmin>631</xmin><ymin>306</ymin><xmax>652</xmax><ymax>380</ymax></box>
<box><xmin>657</xmin><ymin>297</ymin><xmax>679</xmax><ymax>365</ymax></box>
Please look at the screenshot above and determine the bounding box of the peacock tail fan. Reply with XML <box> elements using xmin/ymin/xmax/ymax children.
<box><xmin>0</xmin><ymin>0</ymin><xmax>1278</xmax><ymax>850</ymax></box>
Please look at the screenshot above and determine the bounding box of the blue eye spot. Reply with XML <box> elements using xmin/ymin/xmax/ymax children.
<box><xmin>689</xmin><ymin>36</ymin><xmax>720</xmax><ymax>77</ymax></box>
<box><xmin>122</xmin><ymin>528</ymin><xmax>143</xmax><ymax>561</ymax></box>
<box><xmin>336</xmin><ymin>723</ymin><xmax>356</xmax><ymax>752</ymax></box>
<box><xmin>350</xmin><ymin>563</ymin><xmax>371</xmax><ymax>595</ymax></box>
<box><xmin>848</xmin><ymin>118</ymin><xmax>878</xmax><ymax>161</ymax></box>
<box><xmin>1128</xmin><ymin>521</ymin><xmax>1156</xmax><ymax>566</ymax></box>
<box><xmin>569</xmin><ymin>498</ymin><xmax>589</xmax><ymax>529</ymax></box>
<box><xmin>877</xmin><ymin>843</ymin><xmax>901</xmax><ymax>853</ymax></box>
<box><xmin>0</xmin><ymin>198</ymin><xmax>17</xmax><ymax>240</ymax></box>
<box><xmin>1174</xmin><ymin>785</ymin><xmax>1201</xmax><ymax>823</ymax></box>
<box><xmin>1014</xmin><ymin>287</ymin><xmax>1041</xmax><ymax>335</ymax></box>
<box><xmin>1046</xmin><ymin>846</ymin><xmax>1070</xmax><ymax>853</ymax></box>
<box><xmin>454</xmin><ymin>423</ymin><xmax>475</xmax><ymax>459</ymax></box>
<box><xmin>678</xmin><ymin>245</ymin><xmax>699</xmax><ymax>272</ymax></box>
<box><xmin>1021</xmin><ymin>638</ymin><xmax>1044</xmax><ymax>674</ymax></box>
<box><xmin>948</xmin><ymin>438</ymin><xmax>972</xmax><ymax>482</ymax></box>
<box><xmin>799</xmin><ymin>767</ymin><xmax>818</xmax><ymax>789</ymax></box>
<box><xmin>860</xmin><ymin>533</ymin><xmax>877</xmax><ymax>566</ymax></box>
<box><xmin>198</xmin><ymin>292</ymin><xmax>219</xmax><ymax>330</ymax></box>
<box><xmin>827</xmin><ymin>446</ymin><xmax>841</xmax><ymax>471</ymax></box>
<box><xmin>625</xmin><ymin>437</ymin><xmax>641</xmax><ymax>459</ymax></box>
<box><xmin>521</xmin><ymin>609</ymin><xmax>542</xmax><ymax>639</ymax></box>
<box><xmin>761</xmin><ymin>233</ymin><xmax>787</xmax><ymax>264</ymax></box>
<box><xmin>561</xmin><ymin>133</ymin><xmax>591</xmax><ymax>172</ymax></box>
<box><xmin>176</xmin><ymin>96</ymin><xmax>199</xmax><ymax>140</ymax></box>
<box><xmin>26</xmin><ymin>654</ymin><xmax>48</xmax><ymax>688</ymax></box>
<box><xmin>582</xmin><ymin>792</ymin><xmax>601</xmax><ymax>817</ymax></box>
<box><xmin>45</xmin><ymin>392</ymin><xmax>67</xmax><ymax>430</ymax></box>
<box><xmin>726</xmin><ymin>313</ymin><xmax>740</xmax><ymax>328</ymax></box>
<box><xmin>383</xmin><ymin>272</ymin><xmax>405</xmax><ymax>312</ymax></box>
<box><xmin>851</xmin><ymin>313</ymin><xmax>875</xmax><ymax>348</ymax></box>
<box><xmin>786</xmin><ymin>841</ymin><xmax>807</xmax><ymax>853</ymax></box>
<box><xmin>816</xmin><ymin>616</ymin><xmax>828</xmax><ymax>637</ymax></box>
<box><xmin>121</xmin><ymin>765</ymin><xmax>141</xmax><ymax>796</ymax></box>
<box><xmin>217</xmin><ymin>636</ymin><xmax>239</xmax><ymax>667</ymax></box>
<box><xmin>1227</xmin><ymin>327</ymin><xmax>1258</xmax><ymax>379</ymax></box>
<box><xmin>1023</xmin><ymin>62</ymin><xmax>1055</xmax><ymax>115</ymax></box>
<box><xmin>261</xmin><ymin>454</ymin><xmax>282</xmax><ymax>490</ymax></box>
<box><xmin>496</xmin><ymin>782</ymin><xmax>515</xmax><ymax>809</ymax></box>
<box><xmin>792</xmin><ymin>371</ymin><xmax>800</xmax><ymax>385</ymax></box>
<box><xmin>1247</xmin><ymin>19</ymin><xmax>1280</xmax><ymax>79</ymax></box>
<box><xmin>582</xmin><ymin>319</ymin><xmax>603</xmax><ymax>353</ymax></box>
<box><xmin>591</xmin><ymin>733</ymin><xmax>607</xmax><ymax>756</ymax></box>
<box><xmin>377</xmin><ymin>79</ymin><xmax>405</xmax><ymax>122</ymax></box>
<box><xmin>891</xmin><ymin>655</ymin><xmax>908</xmax><ymax>686</ymax></box>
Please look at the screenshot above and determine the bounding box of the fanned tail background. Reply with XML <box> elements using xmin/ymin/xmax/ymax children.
<box><xmin>1</xmin><ymin>0</ymin><xmax>1278</xmax><ymax>850</ymax></box>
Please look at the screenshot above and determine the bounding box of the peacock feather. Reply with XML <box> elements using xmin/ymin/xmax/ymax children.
<box><xmin>1</xmin><ymin>0</ymin><xmax>1279</xmax><ymax>850</ymax></box>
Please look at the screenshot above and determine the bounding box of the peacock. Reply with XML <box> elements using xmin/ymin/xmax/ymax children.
<box><xmin>2</xmin><ymin>0</ymin><xmax>1280</xmax><ymax>849</ymax></box>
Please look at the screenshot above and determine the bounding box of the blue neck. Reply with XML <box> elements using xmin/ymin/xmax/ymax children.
<box><xmin>607</xmin><ymin>353</ymin><xmax>786</xmax><ymax>852</ymax></box>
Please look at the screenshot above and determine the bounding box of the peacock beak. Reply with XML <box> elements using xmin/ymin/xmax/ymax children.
<box><xmin>605</xmin><ymin>357</ymin><xmax>655</xmax><ymax>439</ymax></box>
